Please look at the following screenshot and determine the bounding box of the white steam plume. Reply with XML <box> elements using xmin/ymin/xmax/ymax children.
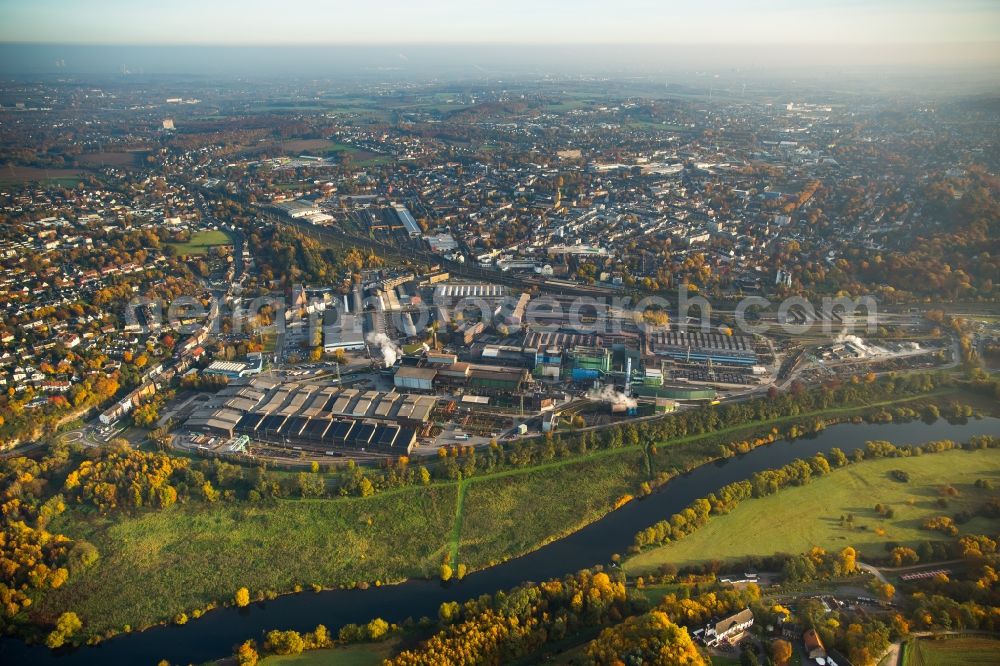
<box><xmin>587</xmin><ymin>384</ymin><xmax>637</xmax><ymax>409</ymax></box>
<box><xmin>835</xmin><ymin>329</ymin><xmax>867</xmax><ymax>349</ymax></box>
<box><xmin>366</xmin><ymin>332</ymin><xmax>402</xmax><ymax>368</ymax></box>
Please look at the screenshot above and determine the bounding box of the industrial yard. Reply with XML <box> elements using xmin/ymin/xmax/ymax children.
<box><xmin>166</xmin><ymin>268</ymin><xmax>952</xmax><ymax>466</ymax></box>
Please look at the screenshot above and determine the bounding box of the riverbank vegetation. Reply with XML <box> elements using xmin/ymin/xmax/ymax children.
<box><xmin>1</xmin><ymin>373</ymin><xmax>994</xmax><ymax>646</ymax></box>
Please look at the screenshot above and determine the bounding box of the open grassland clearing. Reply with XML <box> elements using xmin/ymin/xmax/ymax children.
<box><xmin>260</xmin><ymin>639</ymin><xmax>400</xmax><ymax>666</ymax></box>
<box><xmin>456</xmin><ymin>448</ymin><xmax>650</xmax><ymax>568</ymax></box>
<box><xmin>626</xmin><ymin>448</ymin><xmax>1000</xmax><ymax>573</ymax></box>
<box><xmin>35</xmin><ymin>486</ymin><xmax>457</xmax><ymax>635</ymax></box>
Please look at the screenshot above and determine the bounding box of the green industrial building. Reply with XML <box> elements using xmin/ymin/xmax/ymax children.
<box><xmin>632</xmin><ymin>385</ymin><xmax>717</xmax><ymax>401</ymax></box>
<box><xmin>468</xmin><ymin>368</ymin><xmax>528</xmax><ymax>393</ymax></box>
<box><xmin>568</xmin><ymin>345</ymin><xmax>611</xmax><ymax>372</ymax></box>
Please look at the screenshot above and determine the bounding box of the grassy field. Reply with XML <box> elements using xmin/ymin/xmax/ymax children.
<box><xmin>279</xmin><ymin>139</ymin><xmax>351</xmax><ymax>154</ymax></box>
<box><xmin>902</xmin><ymin>636</ymin><xmax>1000</xmax><ymax>665</ymax></box>
<box><xmin>626</xmin><ymin>448</ymin><xmax>1000</xmax><ymax>574</ymax></box>
<box><xmin>35</xmin><ymin>486</ymin><xmax>457</xmax><ymax>634</ymax></box>
<box><xmin>456</xmin><ymin>449</ymin><xmax>649</xmax><ymax>568</ymax></box>
<box><xmin>36</xmin><ymin>445</ymin><xmax>666</xmax><ymax>636</ymax></box>
<box><xmin>346</xmin><ymin>150</ymin><xmax>393</xmax><ymax>167</ymax></box>
<box><xmin>168</xmin><ymin>229</ymin><xmax>233</xmax><ymax>256</ymax></box>
<box><xmin>260</xmin><ymin>639</ymin><xmax>399</xmax><ymax>666</ymax></box>
<box><xmin>273</xmin><ymin>137</ymin><xmax>390</xmax><ymax>165</ymax></box>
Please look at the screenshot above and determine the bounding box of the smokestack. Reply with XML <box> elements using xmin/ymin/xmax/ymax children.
<box><xmin>624</xmin><ymin>357</ymin><xmax>632</xmax><ymax>395</ymax></box>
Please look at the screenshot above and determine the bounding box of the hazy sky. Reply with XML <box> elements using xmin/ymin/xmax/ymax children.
<box><xmin>1</xmin><ymin>0</ymin><xmax>999</xmax><ymax>45</ymax></box>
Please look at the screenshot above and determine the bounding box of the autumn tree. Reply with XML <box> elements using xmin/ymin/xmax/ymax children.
<box><xmin>586</xmin><ymin>611</ymin><xmax>706</xmax><ymax>665</ymax></box>
<box><xmin>46</xmin><ymin>611</ymin><xmax>83</xmax><ymax>649</ymax></box>
<box><xmin>876</xmin><ymin>582</ymin><xmax>895</xmax><ymax>603</ymax></box>
<box><xmin>235</xmin><ymin>640</ymin><xmax>259</xmax><ymax>666</ymax></box>
<box><xmin>770</xmin><ymin>639</ymin><xmax>793</xmax><ymax>666</ymax></box>
<box><xmin>839</xmin><ymin>546</ymin><xmax>857</xmax><ymax>575</ymax></box>
<box><xmin>265</xmin><ymin>629</ymin><xmax>305</xmax><ymax>656</ymax></box>
<box><xmin>366</xmin><ymin>618</ymin><xmax>390</xmax><ymax>641</ymax></box>
<box><xmin>890</xmin><ymin>547</ymin><xmax>919</xmax><ymax>567</ymax></box>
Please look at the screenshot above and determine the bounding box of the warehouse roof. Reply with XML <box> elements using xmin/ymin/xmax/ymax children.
<box><xmin>469</xmin><ymin>368</ymin><xmax>525</xmax><ymax>382</ymax></box>
<box><xmin>394</xmin><ymin>366</ymin><xmax>438</xmax><ymax>380</ymax></box>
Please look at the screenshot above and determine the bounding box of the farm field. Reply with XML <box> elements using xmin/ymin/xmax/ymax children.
<box><xmin>0</xmin><ymin>164</ymin><xmax>84</xmax><ymax>187</ymax></box>
<box><xmin>901</xmin><ymin>636</ymin><xmax>1000</xmax><ymax>665</ymax></box>
<box><xmin>76</xmin><ymin>151</ymin><xmax>145</xmax><ymax>167</ymax></box>
<box><xmin>626</xmin><ymin>448</ymin><xmax>1000</xmax><ymax>573</ymax></box>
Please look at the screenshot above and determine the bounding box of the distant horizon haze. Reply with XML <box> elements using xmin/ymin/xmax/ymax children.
<box><xmin>2</xmin><ymin>0</ymin><xmax>999</xmax><ymax>48</ymax></box>
<box><xmin>0</xmin><ymin>42</ymin><xmax>998</xmax><ymax>85</ymax></box>
<box><xmin>1</xmin><ymin>0</ymin><xmax>998</xmax><ymax>93</ymax></box>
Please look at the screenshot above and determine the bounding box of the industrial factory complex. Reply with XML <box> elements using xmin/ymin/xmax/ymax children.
<box><xmin>176</xmin><ymin>270</ymin><xmax>798</xmax><ymax>461</ymax></box>
<box><xmin>169</xmin><ymin>261</ymin><xmax>943</xmax><ymax>465</ymax></box>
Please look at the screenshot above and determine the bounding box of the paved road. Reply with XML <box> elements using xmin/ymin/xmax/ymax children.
<box><xmin>857</xmin><ymin>560</ymin><xmax>907</xmax><ymax>607</ymax></box>
<box><xmin>878</xmin><ymin>640</ymin><xmax>901</xmax><ymax>666</ymax></box>
<box><xmin>857</xmin><ymin>561</ymin><xmax>891</xmax><ymax>586</ymax></box>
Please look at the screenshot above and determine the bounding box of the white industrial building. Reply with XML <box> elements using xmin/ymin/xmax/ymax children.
<box><xmin>323</xmin><ymin>312</ymin><xmax>366</xmax><ymax>352</ymax></box>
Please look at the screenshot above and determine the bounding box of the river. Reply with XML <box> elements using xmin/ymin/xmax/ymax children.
<box><xmin>3</xmin><ymin>417</ymin><xmax>998</xmax><ymax>665</ymax></box>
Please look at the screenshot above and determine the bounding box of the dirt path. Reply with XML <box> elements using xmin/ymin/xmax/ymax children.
<box><xmin>447</xmin><ymin>479</ymin><xmax>468</xmax><ymax>565</ymax></box>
